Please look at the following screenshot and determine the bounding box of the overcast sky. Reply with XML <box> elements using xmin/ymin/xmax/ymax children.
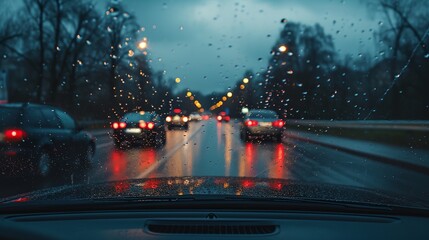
<box><xmin>119</xmin><ymin>0</ymin><xmax>383</xmax><ymax>94</ymax></box>
<box><xmin>5</xmin><ymin>0</ymin><xmax>383</xmax><ymax>94</ymax></box>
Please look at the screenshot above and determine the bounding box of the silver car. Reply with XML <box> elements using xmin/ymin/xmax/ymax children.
<box><xmin>240</xmin><ymin>109</ymin><xmax>284</xmax><ymax>142</ymax></box>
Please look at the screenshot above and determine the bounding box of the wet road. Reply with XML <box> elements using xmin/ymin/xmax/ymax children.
<box><xmin>2</xmin><ymin>119</ymin><xmax>429</xmax><ymax>202</ymax></box>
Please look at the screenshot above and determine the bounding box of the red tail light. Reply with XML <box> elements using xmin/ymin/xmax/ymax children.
<box><xmin>224</xmin><ymin>116</ymin><xmax>231</xmax><ymax>121</ymax></box>
<box><xmin>4</xmin><ymin>129</ymin><xmax>26</xmax><ymax>142</ymax></box>
<box><xmin>272</xmin><ymin>120</ymin><xmax>284</xmax><ymax>128</ymax></box>
<box><xmin>146</xmin><ymin>122</ymin><xmax>155</xmax><ymax>130</ymax></box>
<box><xmin>112</xmin><ymin>122</ymin><xmax>127</xmax><ymax>129</ymax></box>
<box><xmin>245</xmin><ymin>120</ymin><xmax>258</xmax><ymax>127</ymax></box>
<box><xmin>139</xmin><ymin>122</ymin><xmax>147</xmax><ymax>129</ymax></box>
<box><xmin>217</xmin><ymin>116</ymin><xmax>222</xmax><ymax>121</ymax></box>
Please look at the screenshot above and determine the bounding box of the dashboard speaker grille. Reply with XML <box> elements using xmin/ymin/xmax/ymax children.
<box><xmin>147</xmin><ymin>221</ymin><xmax>277</xmax><ymax>235</ymax></box>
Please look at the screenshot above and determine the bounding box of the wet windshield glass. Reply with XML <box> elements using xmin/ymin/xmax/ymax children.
<box><xmin>0</xmin><ymin>0</ymin><xmax>428</xmax><ymax>210</ymax></box>
<box><xmin>122</xmin><ymin>113</ymin><xmax>153</xmax><ymax>122</ymax></box>
<box><xmin>248</xmin><ymin>112</ymin><xmax>278</xmax><ymax>119</ymax></box>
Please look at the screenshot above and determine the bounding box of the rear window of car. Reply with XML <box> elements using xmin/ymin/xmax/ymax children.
<box><xmin>23</xmin><ymin>108</ymin><xmax>46</xmax><ymax>128</ymax></box>
<box><xmin>0</xmin><ymin>107</ymin><xmax>22</xmax><ymax>128</ymax></box>
<box><xmin>248</xmin><ymin>111</ymin><xmax>278</xmax><ymax>119</ymax></box>
<box><xmin>121</xmin><ymin>113</ymin><xmax>154</xmax><ymax>122</ymax></box>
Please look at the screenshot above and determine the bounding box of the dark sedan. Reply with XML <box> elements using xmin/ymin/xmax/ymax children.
<box><xmin>240</xmin><ymin>109</ymin><xmax>284</xmax><ymax>142</ymax></box>
<box><xmin>165</xmin><ymin>108</ymin><xmax>189</xmax><ymax>130</ymax></box>
<box><xmin>111</xmin><ymin>111</ymin><xmax>166</xmax><ymax>147</ymax></box>
<box><xmin>0</xmin><ymin>103</ymin><xmax>95</xmax><ymax>177</ymax></box>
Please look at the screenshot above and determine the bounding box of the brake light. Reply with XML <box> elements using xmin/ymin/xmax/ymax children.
<box><xmin>112</xmin><ymin>122</ymin><xmax>127</xmax><ymax>129</ymax></box>
<box><xmin>147</xmin><ymin>122</ymin><xmax>155</xmax><ymax>130</ymax></box>
<box><xmin>139</xmin><ymin>122</ymin><xmax>147</xmax><ymax>129</ymax></box>
<box><xmin>182</xmin><ymin>116</ymin><xmax>189</xmax><ymax>122</ymax></box>
<box><xmin>217</xmin><ymin>116</ymin><xmax>222</xmax><ymax>121</ymax></box>
<box><xmin>272</xmin><ymin>120</ymin><xmax>284</xmax><ymax>128</ymax></box>
<box><xmin>173</xmin><ymin>108</ymin><xmax>181</xmax><ymax>114</ymax></box>
<box><xmin>245</xmin><ymin>120</ymin><xmax>258</xmax><ymax>127</ymax></box>
<box><xmin>166</xmin><ymin>116</ymin><xmax>172</xmax><ymax>122</ymax></box>
<box><xmin>224</xmin><ymin>116</ymin><xmax>231</xmax><ymax>121</ymax></box>
<box><xmin>4</xmin><ymin>129</ymin><xmax>26</xmax><ymax>142</ymax></box>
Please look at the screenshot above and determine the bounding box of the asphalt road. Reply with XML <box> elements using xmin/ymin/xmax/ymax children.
<box><xmin>1</xmin><ymin>119</ymin><xmax>429</xmax><ymax>202</ymax></box>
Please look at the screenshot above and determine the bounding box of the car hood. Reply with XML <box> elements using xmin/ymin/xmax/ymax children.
<box><xmin>0</xmin><ymin>177</ymin><xmax>421</xmax><ymax>207</ymax></box>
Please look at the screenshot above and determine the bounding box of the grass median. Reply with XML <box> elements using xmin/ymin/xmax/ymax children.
<box><xmin>287</xmin><ymin>124</ymin><xmax>429</xmax><ymax>149</ymax></box>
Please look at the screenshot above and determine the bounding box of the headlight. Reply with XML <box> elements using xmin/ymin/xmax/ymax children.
<box><xmin>166</xmin><ymin>116</ymin><xmax>172</xmax><ymax>122</ymax></box>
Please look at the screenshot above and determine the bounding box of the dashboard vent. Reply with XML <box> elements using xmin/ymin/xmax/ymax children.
<box><xmin>146</xmin><ymin>221</ymin><xmax>277</xmax><ymax>235</ymax></box>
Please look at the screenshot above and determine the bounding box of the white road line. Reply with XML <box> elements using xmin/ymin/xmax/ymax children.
<box><xmin>136</xmin><ymin>124</ymin><xmax>205</xmax><ymax>179</ymax></box>
<box><xmin>97</xmin><ymin>142</ymin><xmax>112</xmax><ymax>149</ymax></box>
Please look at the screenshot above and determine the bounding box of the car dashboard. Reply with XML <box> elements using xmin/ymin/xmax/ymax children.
<box><xmin>0</xmin><ymin>207</ymin><xmax>426</xmax><ymax>240</ymax></box>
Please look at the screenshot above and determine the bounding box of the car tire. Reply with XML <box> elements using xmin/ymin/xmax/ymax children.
<box><xmin>37</xmin><ymin>150</ymin><xmax>53</xmax><ymax>177</ymax></box>
<box><xmin>241</xmin><ymin>131</ymin><xmax>251</xmax><ymax>142</ymax></box>
<box><xmin>114</xmin><ymin>140</ymin><xmax>122</xmax><ymax>148</ymax></box>
<box><xmin>81</xmin><ymin>144</ymin><xmax>95</xmax><ymax>168</ymax></box>
<box><xmin>167</xmin><ymin>125</ymin><xmax>172</xmax><ymax>131</ymax></box>
<box><xmin>275</xmin><ymin>134</ymin><xmax>283</xmax><ymax>143</ymax></box>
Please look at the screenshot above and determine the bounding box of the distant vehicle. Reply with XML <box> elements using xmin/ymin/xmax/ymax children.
<box><xmin>240</xmin><ymin>109</ymin><xmax>284</xmax><ymax>142</ymax></box>
<box><xmin>189</xmin><ymin>112</ymin><xmax>202</xmax><ymax>121</ymax></box>
<box><xmin>216</xmin><ymin>111</ymin><xmax>231</xmax><ymax>122</ymax></box>
<box><xmin>201</xmin><ymin>111</ymin><xmax>212</xmax><ymax>120</ymax></box>
<box><xmin>165</xmin><ymin>108</ymin><xmax>189</xmax><ymax>130</ymax></box>
<box><xmin>111</xmin><ymin>111</ymin><xmax>166</xmax><ymax>148</ymax></box>
<box><xmin>0</xmin><ymin>103</ymin><xmax>95</xmax><ymax>177</ymax></box>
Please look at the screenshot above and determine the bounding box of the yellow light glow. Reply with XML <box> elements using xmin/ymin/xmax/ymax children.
<box><xmin>186</xmin><ymin>91</ymin><xmax>192</xmax><ymax>97</ymax></box>
<box><xmin>227</xmin><ymin>92</ymin><xmax>233</xmax><ymax>98</ymax></box>
<box><xmin>175</xmin><ymin>77</ymin><xmax>181</xmax><ymax>83</ymax></box>
<box><xmin>128</xmin><ymin>50</ymin><xmax>134</xmax><ymax>57</ymax></box>
<box><xmin>240</xmin><ymin>84</ymin><xmax>245</xmax><ymax>90</ymax></box>
<box><xmin>242</xmin><ymin>78</ymin><xmax>249</xmax><ymax>84</ymax></box>
<box><xmin>278</xmin><ymin>45</ymin><xmax>287</xmax><ymax>52</ymax></box>
<box><xmin>222</xmin><ymin>96</ymin><xmax>227</xmax><ymax>101</ymax></box>
<box><xmin>138</xmin><ymin>41</ymin><xmax>147</xmax><ymax>50</ymax></box>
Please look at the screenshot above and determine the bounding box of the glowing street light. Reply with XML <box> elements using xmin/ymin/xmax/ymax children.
<box><xmin>242</xmin><ymin>78</ymin><xmax>249</xmax><ymax>84</ymax></box>
<box><xmin>278</xmin><ymin>45</ymin><xmax>287</xmax><ymax>52</ymax></box>
<box><xmin>222</xmin><ymin>96</ymin><xmax>227</xmax><ymax>101</ymax></box>
<box><xmin>175</xmin><ymin>77</ymin><xmax>181</xmax><ymax>83</ymax></box>
<box><xmin>138</xmin><ymin>39</ymin><xmax>148</xmax><ymax>50</ymax></box>
<box><xmin>227</xmin><ymin>92</ymin><xmax>233</xmax><ymax>98</ymax></box>
<box><xmin>186</xmin><ymin>91</ymin><xmax>192</xmax><ymax>97</ymax></box>
<box><xmin>240</xmin><ymin>84</ymin><xmax>245</xmax><ymax>90</ymax></box>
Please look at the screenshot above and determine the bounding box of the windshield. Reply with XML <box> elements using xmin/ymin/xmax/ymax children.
<box><xmin>0</xmin><ymin>0</ymin><xmax>429</xmax><ymax>210</ymax></box>
<box><xmin>121</xmin><ymin>113</ymin><xmax>154</xmax><ymax>122</ymax></box>
<box><xmin>248</xmin><ymin>111</ymin><xmax>278</xmax><ymax>119</ymax></box>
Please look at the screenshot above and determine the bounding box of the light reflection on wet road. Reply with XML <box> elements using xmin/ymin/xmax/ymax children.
<box><xmin>1</xmin><ymin>119</ymin><xmax>429</xmax><ymax>203</ymax></box>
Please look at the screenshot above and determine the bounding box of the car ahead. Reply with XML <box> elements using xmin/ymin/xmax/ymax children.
<box><xmin>201</xmin><ymin>111</ymin><xmax>212</xmax><ymax>120</ymax></box>
<box><xmin>216</xmin><ymin>111</ymin><xmax>231</xmax><ymax>122</ymax></box>
<box><xmin>189</xmin><ymin>112</ymin><xmax>202</xmax><ymax>121</ymax></box>
<box><xmin>111</xmin><ymin>111</ymin><xmax>166</xmax><ymax>148</ymax></box>
<box><xmin>165</xmin><ymin>108</ymin><xmax>189</xmax><ymax>130</ymax></box>
<box><xmin>0</xmin><ymin>103</ymin><xmax>95</xmax><ymax>177</ymax></box>
<box><xmin>240</xmin><ymin>109</ymin><xmax>284</xmax><ymax>142</ymax></box>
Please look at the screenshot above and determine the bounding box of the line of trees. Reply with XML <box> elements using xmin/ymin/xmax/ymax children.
<box><xmin>0</xmin><ymin>0</ymin><xmax>176</xmax><ymax>120</ymax></box>
<box><xmin>212</xmin><ymin>0</ymin><xmax>429</xmax><ymax>120</ymax></box>
<box><xmin>1</xmin><ymin>0</ymin><xmax>428</xmax><ymax>120</ymax></box>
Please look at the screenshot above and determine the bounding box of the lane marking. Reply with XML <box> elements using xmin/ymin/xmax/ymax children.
<box><xmin>97</xmin><ymin>142</ymin><xmax>112</xmax><ymax>149</ymax></box>
<box><xmin>136</xmin><ymin>123</ymin><xmax>205</xmax><ymax>179</ymax></box>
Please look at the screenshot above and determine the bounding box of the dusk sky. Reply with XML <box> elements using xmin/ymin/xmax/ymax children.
<box><xmin>119</xmin><ymin>0</ymin><xmax>383</xmax><ymax>94</ymax></box>
<box><xmin>4</xmin><ymin>0</ymin><xmax>384</xmax><ymax>94</ymax></box>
